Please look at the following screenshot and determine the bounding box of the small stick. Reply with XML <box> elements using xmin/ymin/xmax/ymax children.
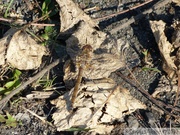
<box><xmin>116</xmin><ymin>70</ymin><xmax>180</xmax><ymax>117</ymax></box>
<box><xmin>110</xmin><ymin>0</ymin><xmax>171</xmax><ymax>34</ymax></box>
<box><xmin>0</xmin><ymin>17</ymin><xmax>57</xmax><ymax>26</ymax></box>
<box><xmin>0</xmin><ymin>59</ymin><xmax>60</xmax><ymax>110</ymax></box>
<box><xmin>84</xmin><ymin>6</ymin><xmax>100</xmax><ymax>12</ymax></box>
<box><xmin>95</xmin><ymin>0</ymin><xmax>153</xmax><ymax>22</ymax></box>
<box><xmin>22</xmin><ymin>106</ymin><xmax>54</xmax><ymax>127</ymax></box>
<box><xmin>22</xmin><ymin>106</ymin><xmax>46</xmax><ymax>123</ymax></box>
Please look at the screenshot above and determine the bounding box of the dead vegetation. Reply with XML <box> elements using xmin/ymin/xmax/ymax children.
<box><xmin>0</xmin><ymin>0</ymin><xmax>180</xmax><ymax>134</ymax></box>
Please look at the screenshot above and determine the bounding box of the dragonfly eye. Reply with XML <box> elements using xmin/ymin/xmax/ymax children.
<box><xmin>82</xmin><ymin>45</ymin><xmax>93</xmax><ymax>52</ymax></box>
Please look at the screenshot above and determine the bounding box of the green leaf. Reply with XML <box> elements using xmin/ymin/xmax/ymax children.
<box><xmin>6</xmin><ymin>112</ymin><xmax>18</xmax><ymax>127</ymax></box>
<box><xmin>4</xmin><ymin>69</ymin><xmax>21</xmax><ymax>90</ymax></box>
<box><xmin>13</xmin><ymin>69</ymin><xmax>21</xmax><ymax>79</ymax></box>
<box><xmin>0</xmin><ymin>114</ymin><xmax>6</xmax><ymax>122</ymax></box>
<box><xmin>3</xmin><ymin>78</ymin><xmax>21</xmax><ymax>94</ymax></box>
<box><xmin>0</xmin><ymin>112</ymin><xmax>20</xmax><ymax>127</ymax></box>
<box><xmin>42</xmin><ymin>0</ymin><xmax>51</xmax><ymax>15</ymax></box>
<box><xmin>4</xmin><ymin>80</ymin><xmax>16</xmax><ymax>89</ymax></box>
<box><xmin>12</xmin><ymin>79</ymin><xmax>21</xmax><ymax>88</ymax></box>
<box><xmin>142</xmin><ymin>50</ymin><xmax>148</xmax><ymax>56</ymax></box>
<box><xmin>142</xmin><ymin>67</ymin><xmax>161</xmax><ymax>73</ymax></box>
<box><xmin>45</xmin><ymin>26</ymin><xmax>53</xmax><ymax>33</ymax></box>
<box><xmin>42</xmin><ymin>2</ymin><xmax>46</xmax><ymax>12</ymax></box>
<box><xmin>45</xmin><ymin>0</ymin><xmax>51</xmax><ymax>7</ymax></box>
<box><xmin>0</xmin><ymin>87</ymin><xmax>5</xmax><ymax>92</ymax></box>
<box><xmin>41</xmin><ymin>33</ymin><xmax>49</xmax><ymax>40</ymax></box>
<box><xmin>4</xmin><ymin>0</ymin><xmax>14</xmax><ymax>18</ymax></box>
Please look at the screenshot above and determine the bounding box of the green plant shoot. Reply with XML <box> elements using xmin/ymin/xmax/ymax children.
<box><xmin>0</xmin><ymin>69</ymin><xmax>21</xmax><ymax>94</ymax></box>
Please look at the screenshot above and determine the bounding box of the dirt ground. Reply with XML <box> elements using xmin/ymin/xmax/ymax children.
<box><xmin>0</xmin><ymin>0</ymin><xmax>180</xmax><ymax>135</ymax></box>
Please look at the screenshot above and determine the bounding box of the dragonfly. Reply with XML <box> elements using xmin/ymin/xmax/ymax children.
<box><xmin>71</xmin><ymin>44</ymin><xmax>93</xmax><ymax>108</ymax></box>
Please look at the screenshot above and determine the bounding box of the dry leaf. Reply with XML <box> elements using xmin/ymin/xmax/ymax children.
<box><xmin>56</xmin><ymin>0</ymin><xmax>98</xmax><ymax>34</ymax></box>
<box><xmin>172</xmin><ymin>0</ymin><xmax>180</xmax><ymax>6</ymax></box>
<box><xmin>52</xmin><ymin>84</ymin><xmax>146</xmax><ymax>134</ymax></box>
<box><xmin>56</xmin><ymin>0</ymin><xmax>127</xmax><ymax>90</ymax></box>
<box><xmin>150</xmin><ymin>20</ymin><xmax>177</xmax><ymax>78</ymax></box>
<box><xmin>52</xmin><ymin>1</ymin><xmax>142</xmax><ymax>133</ymax></box>
<box><xmin>64</xmin><ymin>21</ymin><xmax>127</xmax><ymax>90</ymax></box>
<box><xmin>6</xmin><ymin>30</ymin><xmax>47</xmax><ymax>70</ymax></box>
<box><xmin>150</xmin><ymin>20</ymin><xmax>180</xmax><ymax>96</ymax></box>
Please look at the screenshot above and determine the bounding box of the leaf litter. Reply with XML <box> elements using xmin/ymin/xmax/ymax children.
<box><xmin>0</xmin><ymin>28</ymin><xmax>47</xmax><ymax>70</ymax></box>
<box><xmin>0</xmin><ymin>0</ymin><xmax>179</xmax><ymax>133</ymax></box>
<box><xmin>150</xmin><ymin>20</ymin><xmax>180</xmax><ymax>97</ymax></box>
<box><xmin>51</xmin><ymin>0</ymin><xmax>146</xmax><ymax>133</ymax></box>
<box><xmin>56</xmin><ymin>0</ymin><xmax>98</xmax><ymax>34</ymax></box>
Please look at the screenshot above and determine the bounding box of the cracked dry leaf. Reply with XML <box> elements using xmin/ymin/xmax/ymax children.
<box><xmin>56</xmin><ymin>0</ymin><xmax>128</xmax><ymax>90</ymax></box>
<box><xmin>56</xmin><ymin>0</ymin><xmax>98</xmax><ymax>34</ymax></box>
<box><xmin>52</xmin><ymin>0</ymin><xmax>140</xmax><ymax>133</ymax></box>
<box><xmin>150</xmin><ymin>20</ymin><xmax>177</xmax><ymax>78</ymax></box>
<box><xmin>64</xmin><ymin>21</ymin><xmax>127</xmax><ymax>90</ymax></box>
<box><xmin>6</xmin><ymin>30</ymin><xmax>47</xmax><ymax>70</ymax></box>
<box><xmin>51</xmin><ymin>83</ymin><xmax>146</xmax><ymax>134</ymax></box>
<box><xmin>150</xmin><ymin>20</ymin><xmax>180</xmax><ymax>96</ymax></box>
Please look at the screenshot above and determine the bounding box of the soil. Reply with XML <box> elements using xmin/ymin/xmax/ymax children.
<box><xmin>0</xmin><ymin>0</ymin><xmax>180</xmax><ymax>135</ymax></box>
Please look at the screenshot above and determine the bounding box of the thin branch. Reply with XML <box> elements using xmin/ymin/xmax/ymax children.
<box><xmin>95</xmin><ymin>0</ymin><xmax>153</xmax><ymax>22</ymax></box>
<box><xmin>0</xmin><ymin>59</ymin><xmax>61</xmax><ymax>110</ymax></box>
<box><xmin>30</xmin><ymin>23</ymin><xmax>56</xmax><ymax>26</ymax></box>
<box><xmin>110</xmin><ymin>0</ymin><xmax>171</xmax><ymax>34</ymax></box>
<box><xmin>0</xmin><ymin>17</ymin><xmax>57</xmax><ymax>26</ymax></box>
<box><xmin>22</xmin><ymin>106</ymin><xmax>54</xmax><ymax>127</ymax></box>
<box><xmin>84</xmin><ymin>6</ymin><xmax>100</xmax><ymax>12</ymax></box>
<box><xmin>116</xmin><ymin>70</ymin><xmax>180</xmax><ymax>118</ymax></box>
<box><xmin>22</xmin><ymin>106</ymin><xmax>47</xmax><ymax>123</ymax></box>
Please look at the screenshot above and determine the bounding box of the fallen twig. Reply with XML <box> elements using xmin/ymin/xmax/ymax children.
<box><xmin>0</xmin><ymin>0</ymin><xmax>170</xmax><ymax>29</ymax></box>
<box><xmin>116</xmin><ymin>70</ymin><xmax>180</xmax><ymax>118</ymax></box>
<box><xmin>22</xmin><ymin>106</ymin><xmax>54</xmax><ymax>127</ymax></box>
<box><xmin>22</xmin><ymin>106</ymin><xmax>46</xmax><ymax>123</ymax></box>
<box><xmin>0</xmin><ymin>59</ymin><xmax>61</xmax><ymax>110</ymax></box>
<box><xmin>95</xmin><ymin>0</ymin><xmax>153</xmax><ymax>22</ymax></box>
<box><xmin>110</xmin><ymin>0</ymin><xmax>171</xmax><ymax>34</ymax></box>
<box><xmin>84</xmin><ymin>6</ymin><xmax>100</xmax><ymax>12</ymax></box>
<box><xmin>0</xmin><ymin>16</ymin><xmax>57</xmax><ymax>26</ymax></box>
<box><xmin>0</xmin><ymin>10</ymin><xmax>58</xmax><ymax>27</ymax></box>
